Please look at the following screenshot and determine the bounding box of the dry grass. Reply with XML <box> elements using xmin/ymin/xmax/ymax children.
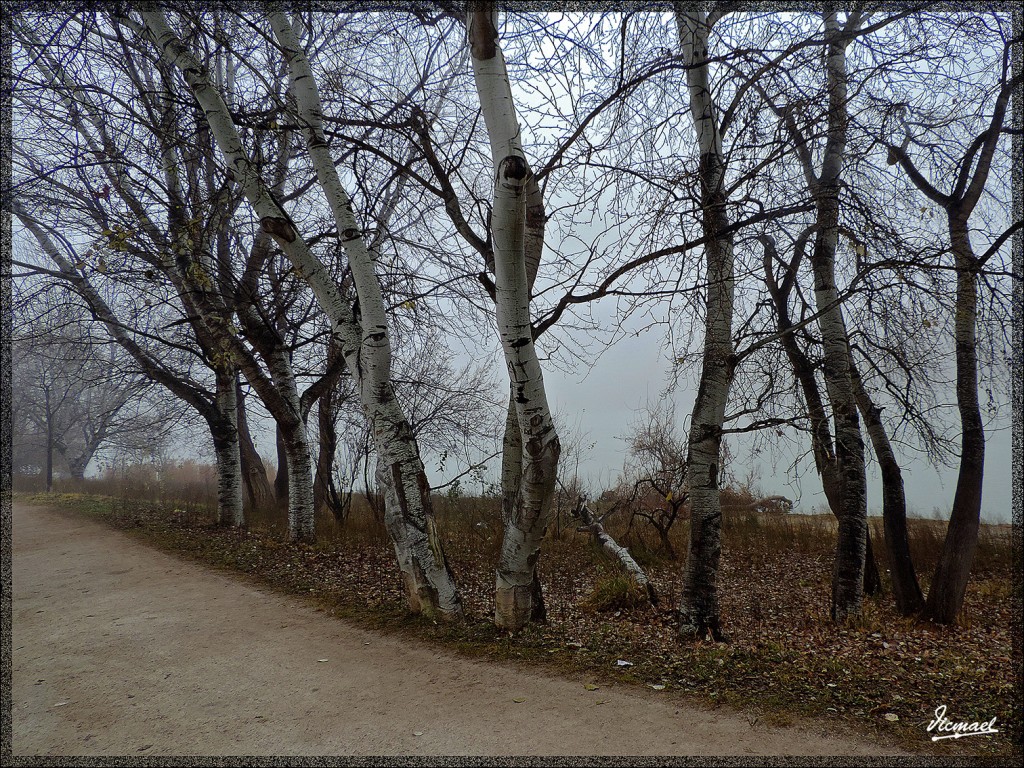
<box><xmin>16</xmin><ymin>467</ymin><xmax>1018</xmax><ymax>758</ymax></box>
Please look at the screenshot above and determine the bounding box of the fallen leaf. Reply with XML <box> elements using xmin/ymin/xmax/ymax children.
<box><xmin>884</xmin><ymin>713</ymin><xmax>899</xmax><ymax>722</ymax></box>
<box><xmin>512</xmin><ymin>697</ymin><xmax>526</xmax><ymax>703</ymax></box>
<box><xmin>584</xmin><ymin>683</ymin><xmax>600</xmax><ymax>691</ymax></box>
<box><xmin>650</xmin><ymin>684</ymin><xmax>666</xmax><ymax>691</ymax></box>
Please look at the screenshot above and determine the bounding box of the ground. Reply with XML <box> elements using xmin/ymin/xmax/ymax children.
<box><xmin>10</xmin><ymin>502</ymin><xmax>906</xmax><ymax>757</ymax></box>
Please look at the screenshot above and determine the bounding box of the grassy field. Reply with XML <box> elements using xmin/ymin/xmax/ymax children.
<box><xmin>14</xmin><ymin>471</ymin><xmax>1019</xmax><ymax>758</ymax></box>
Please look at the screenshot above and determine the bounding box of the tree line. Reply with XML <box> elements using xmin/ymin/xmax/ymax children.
<box><xmin>8</xmin><ymin>5</ymin><xmax>1017</xmax><ymax>634</ymax></box>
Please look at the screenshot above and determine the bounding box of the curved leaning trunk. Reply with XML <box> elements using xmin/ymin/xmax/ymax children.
<box><xmin>268</xmin><ymin>12</ymin><xmax>461</xmax><ymax>616</ymax></box>
<box><xmin>850</xmin><ymin>360</ymin><xmax>922</xmax><ymax>614</ymax></box>
<box><xmin>138</xmin><ymin>10</ymin><xmax>462</xmax><ymax>617</ymax></box>
<box><xmin>924</xmin><ymin>231</ymin><xmax>984</xmax><ymax>623</ymax></box>
<box><xmin>496</xmin><ymin>177</ymin><xmax>549</xmax><ymax>623</ymax></box>
<box><xmin>675</xmin><ymin>10</ymin><xmax>736</xmax><ymax>642</ymax></box>
<box><xmin>469</xmin><ymin>5</ymin><xmax>561</xmax><ymax>631</ymax></box>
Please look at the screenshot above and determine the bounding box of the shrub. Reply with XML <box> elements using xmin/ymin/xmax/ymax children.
<box><xmin>581</xmin><ymin>575</ymin><xmax>650</xmax><ymax>613</ymax></box>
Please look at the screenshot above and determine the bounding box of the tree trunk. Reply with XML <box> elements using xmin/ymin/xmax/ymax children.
<box><xmin>760</xmin><ymin>234</ymin><xmax>881</xmax><ymax>598</ymax></box>
<box><xmin>145</xmin><ymin>9</ymin><xmax>460</xmax><ymax>617</ymax></box>
<box><xmin>923</xmin><ymin>230</ymin><xmax>983</xmax><ymax>623</ymax></box>
<box><xmin>851</xmin><ymin>359</ymin><xmax>922</xmax><ymax>613</ymax></box>
<box><xmin>314</xmin><ymin>377</ymin><xmax>342</xmax><ymax>522</ymax></box>
<box><xmin>575</xmin><ymin>500</ymin><xmax>658</xmax><ymax>604</ymax></box>
<box><xmin>469</xmin><ymin>5</ymin><xmax>562</xmax><ymax>632</ymax></box>
<box><xmin>676</xmin><ymin>10</ymin><xmax>735</xmax><ymax>642</ymax></box>
<box><xmin>813</xmin><ymin>218</ymin><xmax>867</xmax><ymax>621</ymax></box>
<box><xmin>44</xmin><ymin>385</ymin><xmax>54</xmax><ymax>493</ymax></box>
<box><xmin>212</xmin><ymin>371</ymin><xmax>244</xmax><ymax>527</ymax></box>
<box><xmin>811</xmin><ymin>12</ymin><xmax>867</xmax><ymax>622</ymax></box>
<box><xmin>270</xmin><ymin>11</ymin><xmax>460</xmax><ymax>615</ymax></box>
<box><xmin>274</xmin><ymin>423</ymin><xmax>289</xmax><ymax>505</ymax></box>
<box><xmin>499</xmin><ymin>395</ymin><xmax>548</xmax><ymax>623</ymax></box>
<box><xmin>68</xmin><ymin>455</ymin><xmax>88</xmax><ymax>482</ymax></box>
<box><xmin>236</xmin><ymin>377</ymin><xmax>272</xmax><ymax>514</ymax></box>
<box><xmin>282</xmin><ymin>421</ymin><xmax>316</xmax><ymax>541</ymax></box>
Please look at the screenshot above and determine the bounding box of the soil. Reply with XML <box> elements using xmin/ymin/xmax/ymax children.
<box><xmin>11</xmin><ymin>502</ymin><xmax>905</xmax><ymax>757</ymax></box>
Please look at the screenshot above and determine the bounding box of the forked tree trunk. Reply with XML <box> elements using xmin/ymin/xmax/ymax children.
<box><xmin>496</xmin><ymin>176</ymin><xmax>549</xmax><ymax>623</ymax></box>
<box><xmin>885</xmin><ymin>64</ymin><xmax>1017</xmax><ymax>625</ymax></box>
<box><xmin>675</xmin><ymin>9</ymin><xmax>735</xmax><ymax>642</ymax></box>
<box><xmin>469</xmin><ymin>5</ymin><xmax>561</xmax><ymax>631</ymax></box>
<box><xmin>760</xmin><ymin>233</ymin><xmax>881</xmax><ymax>597</ymax></box>
<box><xmin>923</xmin><ymin>230</ymin><xmax>984</xmax><ymax>623</ymax></box>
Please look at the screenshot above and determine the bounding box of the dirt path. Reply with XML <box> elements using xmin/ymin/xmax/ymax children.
<box><xmin>11</xmin><ymin>502</ymin><xmax>904</xmax><ymax>757</ymax></box>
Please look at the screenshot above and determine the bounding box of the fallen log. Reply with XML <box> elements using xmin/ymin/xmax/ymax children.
<box><xmin>573</xmin><ymin>499</ymin><xmax>658</xmax><ymax>605</ymax></box>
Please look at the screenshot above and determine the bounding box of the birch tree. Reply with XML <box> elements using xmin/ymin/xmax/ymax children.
<box><xmin>131</xmin><ymin>9</ymin><xmax>463</xmax><ymax>618</ymax></box>
<box><xmin>757</xmin><ymin>10</ymin><xmax>870</xmax><ymax>620</ymax></box>
<box><xmin>468</xmin><ymin>5</ymin><xmax>562</xmax><ymax>631</ymax></box>
<box><xmin>671</xmin><ymin>6</ymin><xmax>738</xmax><ymax>641</ymax></box>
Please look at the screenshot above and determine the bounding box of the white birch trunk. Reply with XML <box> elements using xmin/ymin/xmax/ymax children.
<box><xmin>268</xmin><ymin>13</ymin><xmax>461</xmax><ymax>617</ymax></box>
<box><xmin>262</xmin><ymin>343</ymin><xmax>315</xmax><ymax>541</ymax></box>
<box><xmin>574</xmin><ymin>501</ymin><xmax>657</xmax><ymax>604</ymax></box>
<box><xmin>137</xmin><ymin>11</ymin><xmax>461</xmax><ymax>617</ymax></box>
<box><xmin>213</xmin><ymin>371</ymin><xmax>245</xmax><ymax>526</ymax></box>
<box><xmin>468</xmin><ymin>5</ymin><xmax>561</xmax><ymax>631</ymax></box>
<box><xmin>811</xmin><ymin>12</ymin><xmax>867</xmax><ymax>622</ymax></box>
<box><xmin>675</xmin><ymin>10</ymin><xmax>735</xmax><ymax>642</ymax></box>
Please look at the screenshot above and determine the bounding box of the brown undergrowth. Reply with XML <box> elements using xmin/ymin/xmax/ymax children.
<box><xmin>17</xmin><ymin>484</ymin><xmax>1018</xmax><ymax>759</ymax></box>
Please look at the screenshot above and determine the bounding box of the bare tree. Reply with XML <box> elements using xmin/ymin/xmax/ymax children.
<box><xmin>880</xmin><ymin>17</ymin><xmax>1018</xmax><ymax>624</ymax></box>
<box><xmin>132</xmin><ymin>8</ymin><xmax>463</xmax><ymax>617</ymax></box>
<box><xmin>468</xmin><ymin>5</ymin><xmax>562</xmax><ymax>631</ymax></box>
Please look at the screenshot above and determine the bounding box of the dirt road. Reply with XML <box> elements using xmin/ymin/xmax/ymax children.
<box><xmin>11</xmin><ymin>502</ymin><xmax>903</xmax><ymax>757</ymax></box>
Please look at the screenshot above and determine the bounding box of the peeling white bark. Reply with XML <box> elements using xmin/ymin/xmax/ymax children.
<box><xmin>469</xmin><ymin>5</ymin><xmax>561</xmax><ymax>631</ymax></box>
<box><xmin>269</xmin><ymin>13</ymin><xmax>462</xmax><ymax>618</ymax></box>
